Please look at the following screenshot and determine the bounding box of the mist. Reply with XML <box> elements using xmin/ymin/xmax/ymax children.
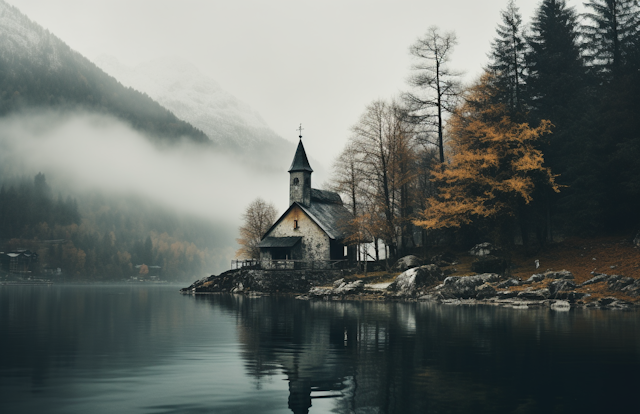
<box><xmin>1</xmin><ymin>110</ymin><xmax>291</xmax><ymax>216</ymax></box>
<box><xmin>0</xmin><ymin>109</ymin><xmax>297</xmax><ymax>275</ymax></box>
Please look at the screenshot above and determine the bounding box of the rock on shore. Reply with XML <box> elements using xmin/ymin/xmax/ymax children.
<box><xmin>182</xmin><ymin>264</ymin><xmax>639</xmax><ymax>310</ymax></box>
<box><xmin>181</xmin><ymin>268</ymin><xmax>346</xmax><ymax>295</ymax></box>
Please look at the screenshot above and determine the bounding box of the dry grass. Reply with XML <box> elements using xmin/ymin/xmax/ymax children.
<box><xmin>350</xmin><ymin>270</ymin><xmax>400</xmax><ymax>284</ymax></box>
<box><xmin>508</xmin><ymin>235</ymin><xmax>640</xmax><ymax>302</ymax></box>
<box><xmin>426</xmin><ymin>235</ymin><xmax>640</xmax><ymax>303</ymax></box>
<box><xmin>509</xmin><ymin>235</ymin><xmax>640</xmax><ymax>283</ymax></box>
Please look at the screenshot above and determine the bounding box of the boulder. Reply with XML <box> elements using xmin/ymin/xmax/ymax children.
<box><xmin>595</xmin><ymin>297</ymin><xmax>634</xmax><ymax>310</ymax></box>
<box><xmin>418</xmin><ymin>293</ymin><xmax>442</xmax><ymax>301</ymax></box>
<box><xmin>469</xmin><ymin>242</ymin><xmax>495</xmax><ymax>256</ymax></box>
<box><xmin>392</xmin><ymin>255</ymin><xmax>422</xmax><ymax>272</ymax></box>
<box><xmin>621</xmin><ymin>279</ymin><xmax>640</xmax><ymax>297</ymax></box>
<box><xmin>579</xmin><ymin>273</ymin><xmax>610</xmax><ymax>287</ymax></box>
<box><xmin>308</xmin><ymin>287</ymin><xmax>333</xmax><ymax>297</ymax></box>
<box><xmin>494</xmin><ymin>290</ymin><xmax>519</xmax><ymax>299</ymax></box>
<box><xmin>388</xmin><ymin>266</ymin><xmax>442</xmax><ymax>296</ymax></box>
<box><xmin>475</xmin><ymin>283</ymin><xmax>497</xmax><ymax>299</ymax></box>
<box><xmin>471</xmin><ymin>255</ymin><xmax>507</xmax><ymax>274</ymax></box>
<box><xmin>420</xmin><ymin>264</ymin><xmax>445</xmax><ymax>282</ymax></box>
<box><xmin>542</xmin><ymin>270</ymin><xmax>574</xmax><ymax>280</ymax></box>
<box><xmin>523</xmin><ymin>274</ymin><xmax>546</xmax><ymax>284</ymax></box>
<box><xmin>182</xmin><ymin>268</ymin><xmax>344</xmax><ymax>295</ymax></box>
<box><xmin>555</xmin><ymin>291</ymin><xmax>589</xmax><ymax>301</ymax></box>
<box><xmin>308</xmin><ymin>280</ymin><xmax>364</xmax><ymax>298</ymax></box>
<box><xmin>607</xmin><ymin>275</ymin><xmax>635</xmax><ymax>291</ymax></box>
<box><xmin>550</xmin><ymin>300</ymin><xmax>571</xmax><ymax>311</ymax></box>
<box><xmin>523</xmin><ymin>270</ymin><xmax>573</xmax><ymax>285</ymax></box>
<box><xmin>517</xmin><ymin>288</ymin><xmax>550</xmax><ymax>300</ymax></box>
<box><xmin>603</xmin><ymin>300</ymin><xmax>634</xmax><ymax>310</ymax></box>
<box><xmin>438</xmin><ymin>273</ymin><xmax>499</xmax><ymax>299</ymax></box>
<box><xmin>334</xmin><ymin>280</ymin><xmax>364</xmax><ymax>295</ymax></box>
<box><xmin>497</xmin><ymin>278</ymin><xmax>522</xmax><ymax>288</ymax></box>
<box><xmin>548</xmin><ymin>279</ymin><xmax>577</xmax><ymax>296</ymax></box>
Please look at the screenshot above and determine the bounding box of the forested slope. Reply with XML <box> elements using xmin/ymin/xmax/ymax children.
<box><xmin>0</xmin><ymin>1</ymin><xmax>209</xmax><ymax>144</ymax></box>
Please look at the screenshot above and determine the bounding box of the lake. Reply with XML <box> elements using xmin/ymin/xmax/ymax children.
<box><xmin>1</xmin><ymin>284</ymin><xmax>639</xmax><ymax>413</ymax></box>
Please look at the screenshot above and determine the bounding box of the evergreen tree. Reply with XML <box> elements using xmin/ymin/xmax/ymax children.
<box><xmin>487</xmin><ymin>0</ymin><xmax>527</xmax><ymax>118</ymax></box>
<box><xmin>582</xmin><ymin>0</ymin><xmax>640</xmax><ymax>80</ymax></box>
<box><xmin>526</xmin><ymin>0</ymin><xmax>585</xmax><ymax>127</ymax></box>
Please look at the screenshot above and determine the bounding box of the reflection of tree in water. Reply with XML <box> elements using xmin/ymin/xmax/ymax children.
<box><xmin>198</xmin><ymin>295</ymin><xmax>640</xmax><ymax>414</ymax></box>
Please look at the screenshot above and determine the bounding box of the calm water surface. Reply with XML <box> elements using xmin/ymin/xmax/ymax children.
<box><xmin>1</xmin><ymin>284</ymin><xmax>639</xmax><ymax>413</ymax></box>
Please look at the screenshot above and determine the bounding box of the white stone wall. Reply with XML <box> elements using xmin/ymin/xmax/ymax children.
<box><xmin>267</xmin><ymin>205</ymin><xmax>330</xmax><ymax>262</ymax></box>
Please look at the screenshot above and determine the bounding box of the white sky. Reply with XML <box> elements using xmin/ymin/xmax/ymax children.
<box><xmin>8</xmin><ymin>0</ymin><xmax>586</xmax><ymax>174</ymax></box>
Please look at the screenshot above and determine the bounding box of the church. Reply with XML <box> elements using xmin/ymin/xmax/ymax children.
<box><xmin>258</xmin><ymin>135</ymin><xmax>355</xmax><ymax>268</ymax></box>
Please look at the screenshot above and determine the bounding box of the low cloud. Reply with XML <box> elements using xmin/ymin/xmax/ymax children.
<box><xmin>0</xmin><ymin>110</ymin><xmax>290</xmax><ymax>230</ymax></box>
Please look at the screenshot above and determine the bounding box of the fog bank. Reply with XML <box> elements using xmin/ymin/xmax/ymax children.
<box><xmin>0</xmin><ymin>111</ymin><xmax>291</xmax><ymax>226</ymax></box>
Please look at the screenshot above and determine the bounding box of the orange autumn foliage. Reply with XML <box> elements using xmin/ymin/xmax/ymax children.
<box><xmin>414</xmin><ymin>72</ymin><xmax>558</xmax><ymax>231</ymax></box>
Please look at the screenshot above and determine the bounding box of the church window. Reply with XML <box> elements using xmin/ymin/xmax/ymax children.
<box><xmin>293</xmin><ymin>177</ymin><xmax>299</xmax><ymax>185</ymax></box>
<box><xmin>294</xmin><ymin>220</ymin><xmax>298</xmax><ymax>229</ymax></box>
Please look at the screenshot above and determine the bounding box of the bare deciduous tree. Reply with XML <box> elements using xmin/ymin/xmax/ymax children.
<box><xmin>404</xmin><ymin>26</ymin><xmax>461</xmax><ymax>164</ymax></box>
<box><xmin>235</xmin><ymin>198</ymin><xmax>277</xmax><ymax>260</ymax></box>
<box><xmin>332</xmin><ymin>99</ymin><xmax>416</xmax><ymax>260</ymax></box>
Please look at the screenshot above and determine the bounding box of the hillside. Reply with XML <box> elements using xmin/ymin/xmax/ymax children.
<box><xmin>0</xmin><ymin>173</ymin><xmax>235</xmax><ymax>281</ymax></box>
<box><xmin>0</xmin><ymin>1</ymin><xmax>208</xmax><ymax>144</ymax></box>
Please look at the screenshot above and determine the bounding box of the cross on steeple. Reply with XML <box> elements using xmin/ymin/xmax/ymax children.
<box><xmin>297</xmin><ymin>123</ymin><xmax>304</xmax><ymax>139</ymax></box>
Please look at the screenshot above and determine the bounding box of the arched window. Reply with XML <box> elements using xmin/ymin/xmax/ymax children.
<box><xmin>293</xmin><ymin>177</ymin><xmax>299</xmax><ymax>185</ymax></box>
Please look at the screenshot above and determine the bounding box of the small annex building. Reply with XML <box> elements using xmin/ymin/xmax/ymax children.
<box><xmin>258</xmin><ymin>136</ymin><xmax>355</xmax><ymax>267</ymax></box>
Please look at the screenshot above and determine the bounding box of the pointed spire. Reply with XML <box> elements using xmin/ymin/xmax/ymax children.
<box><xmin>288</xmin><ymin>139</ymin><xmax>313</xmax><ymax>172</ymax></box>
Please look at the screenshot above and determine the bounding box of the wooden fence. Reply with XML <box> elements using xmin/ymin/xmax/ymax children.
<box><xmin>231</xmin><ymin>259</ymin><xmax>350</xmax><ymax>271</ymax></box>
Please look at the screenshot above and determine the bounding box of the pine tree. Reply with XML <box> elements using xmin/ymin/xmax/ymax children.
<box><xmin>582</xmin><ymin>0</ymin><xmax>640</xmax><ymax>80</ymax></box>
<box><xmin>487</xmin><ymin>0</ymin><xmax>527</xmax><ymax>118</ymax></box>
<box><xmin>526</xmin><ymin>0</ymin><xmax>585</xmax><ymax>126</ymax></box>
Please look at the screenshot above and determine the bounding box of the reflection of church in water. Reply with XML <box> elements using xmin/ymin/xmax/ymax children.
<box><xmin>236</xmin><ymin>301</ymin><xmax>359</xmax><ymax>413</ymax></box>
<box><xmin>226</xmin><ymin>296</ymin><xmax>399</xmax><ymax>414</ymax></box>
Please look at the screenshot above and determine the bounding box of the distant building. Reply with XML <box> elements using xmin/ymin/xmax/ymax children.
<box><xmin>258</xmin><ymin>137</ymin><xmax>355</xmax><ymax>267</ymax></box>
<box><xmin>0</xmin><ymin>250</ymin><xmax>38</xmax><ymax>274</ymax></box>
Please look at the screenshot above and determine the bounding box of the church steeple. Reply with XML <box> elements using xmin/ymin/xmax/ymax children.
<box><xmin>288</xmin><ymin>140</ymin><xmax>313</xmax><ymax>173</ymax></box>
<box><xmin>289</xmin><ymin>127</ymin><xmax>312</xmax><ymax>206</ymax></box>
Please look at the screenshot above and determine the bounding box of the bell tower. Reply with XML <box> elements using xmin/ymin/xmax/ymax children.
<box><xmin>289</xmin><ymin>125</ymin><xmax>313</xmax><ymax>207</ymax></box>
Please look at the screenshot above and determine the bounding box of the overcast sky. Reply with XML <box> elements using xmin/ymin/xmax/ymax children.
<box><xmin>9</xmin><ymin>0</ymin><xmax>586</xmax><ymax>175</ymax></box>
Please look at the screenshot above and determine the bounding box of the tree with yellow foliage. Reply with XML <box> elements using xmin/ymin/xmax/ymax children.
<box><xmin>414</xmin><ymin>72</ymin><xmax>558</xmax><ymax>243</ymax></box>
<box><xmin>236</xmin><ymin>198</ymin><xmax>278</xmax><ymax>260</ymax></box>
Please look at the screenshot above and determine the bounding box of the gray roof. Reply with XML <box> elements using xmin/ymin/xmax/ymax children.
<box><xmin>261</xmin><ymin>188</ymin><xmax>353</xmax><ymax>242</ymax></box>
<box><xmin>288</xmin><ymin>140</ymin><xmax>313</xmax><ymax>172</ymax></box>
<box><xmin>299</xmin><ymin>197</ymin><xmax>353</xmax><ymax>240</ymax></box>
<box><xmin>258</xmin><ymin>236</ymin><xmax>302</xmax><ymax>248</ymax></box>
<box><xmin>311</xmin><ymin>188</ymin><xmax>342</xmax><ymax>205</ymax></box>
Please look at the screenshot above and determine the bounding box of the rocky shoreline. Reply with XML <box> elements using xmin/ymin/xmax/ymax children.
<box><xmin>181</xmin><ymin>263</ymin><xmax>640</xmax><ymax>310</ymax></box>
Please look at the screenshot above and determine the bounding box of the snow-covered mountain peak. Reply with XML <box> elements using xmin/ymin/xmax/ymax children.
<box><xmin>94</xmin><ymin>55</ymin><xmax>283</xmax><ymax>149</ymax></box>
<box><xmin>0</xmin><ymin>0</ymin><xmax>63</xmax><ymax>70</ymax></box>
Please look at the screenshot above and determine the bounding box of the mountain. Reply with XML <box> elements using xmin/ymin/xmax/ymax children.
<box><xmin>94</xmin><ymin>56</ymin><xmax>295</xmax><ymax>163</ymax></box>
<box><xmin>0</xmin><ymin>0</ymin><xmax>208</xmax><ymax>144</ymax></box>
